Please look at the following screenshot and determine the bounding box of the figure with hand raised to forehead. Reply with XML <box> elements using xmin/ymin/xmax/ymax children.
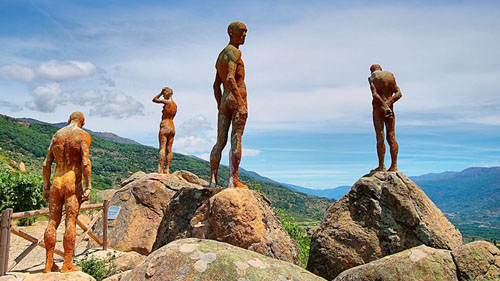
<box><xmin>153</xmin><ymin>87</ymin><xmax>177</xmax><ymax>174</ymax></box>
<box><xmin>368</xmin><ymin>64</ymin><xmax>403</xmax><ymax>172</ymax></box>
<box><xmin>42</xmin><ymin>111</ymin><xmax>92</xmax><ymax>273</ymax></box>
<box><xmin>209</xmin><ymin>21</ymin><xmax>248</xmax><ymax>188</ymax></box>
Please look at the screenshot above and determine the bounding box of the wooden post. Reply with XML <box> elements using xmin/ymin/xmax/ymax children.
<box><xmin>103</xmin><ymin>200</ymin><xmax>110</xmax><ymax>250</ymax></box>
<box><xmin>0</xmin><ymin>208</ymin><xmax>13</xmax><ymax>276</ymax></box>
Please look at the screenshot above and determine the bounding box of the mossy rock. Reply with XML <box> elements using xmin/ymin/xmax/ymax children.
<box><xmin>122</xmin><ymin>238</ymin><xmax>325</xmax><ymax>281</ymax></box>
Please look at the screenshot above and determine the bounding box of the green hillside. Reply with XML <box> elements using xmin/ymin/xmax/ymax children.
<box><xmin>0</xmin><ymin>114</ymin><xmax>333</xmax><ymax>222</ymax></box>
<box><xmin>412</xmin><ymin>168</ymin><xmax>500</xmax><ymax>241</ymax></box>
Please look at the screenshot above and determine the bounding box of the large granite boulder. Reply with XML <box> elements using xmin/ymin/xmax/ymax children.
<box><xmin>90</xmin><ymin>172</ymin><xmax>199</xmax><ymax>254</ymax></box>
<box><xmin>452</xmin><ymin>241</ymin><xmax>500</xmax><ymax>281</ymax></box>
<box><xmin>333</xmin><ymin>245</ymin><xmax>458</xmax><ymax>281</ymax></box>
<box><xmin>154</xmin><ymin>187</ymin><xmax>300</xmax><ymax>265</ymax></box>
<box><xmin>122</xmin><ymin>238</ymin><xmax>325</xmax><ymax>281</ymax></box>
<box><xmin>153</xmin><ymin>186</ymin><xmax>222</xmax><ymax>249</ymax></box>
<box><xmin>307</xmin><ymin>171</ymin><xmax>463</xmax><ymax>279</ymax></box>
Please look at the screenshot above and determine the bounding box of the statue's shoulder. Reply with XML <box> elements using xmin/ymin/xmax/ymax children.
<box><xmin>221</xmin><ymin>45</ymin><xmax>241</xmax><ymax>61</ymax></box>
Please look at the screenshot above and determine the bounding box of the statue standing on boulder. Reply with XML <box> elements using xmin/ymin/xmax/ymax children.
<box><xmin>368</xmin><ymin>64</ymin><xmax>403</xmax><ymax>172</ymax></box>
<box><xmin>153</xmin><ymin>87</ymin><xmax>177</xmax><ymax>174</ymax></box>
<box><xmin>42</xmin><ymin>111</ymin><xmax>92</xmax><ymax>273</ymax></box>
<box><xmin>209</xmin><ymin>21</ymin><xmax>248</xmax><ymax>188</ymax></box>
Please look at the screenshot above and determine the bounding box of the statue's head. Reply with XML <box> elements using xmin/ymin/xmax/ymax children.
<box><xmin>68</xmin><ymin>111</ymin><xmax>85</xmax><ymax>128</ymax></box>
<box><xmin>161</xmin><ymin>87</ymin><xmax>173</xmax><ymax>99</ymax></box>
<box><xmin>370</xmin><ymin>64</ymin><xmax>382</xmax><ymax>73</ymax></box>
<box><xmin>228</xmin><ymin>21</ymin><xmax>247</xmax><ymax>45</ymax></box>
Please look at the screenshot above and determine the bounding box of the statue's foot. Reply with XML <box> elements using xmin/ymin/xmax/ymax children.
<box><xmin>61</xmin><ymin>263</ymin><xmax>81</xmax><ymax>273</ymax></box>
<box><xmin>370</xmin><ymin>166</ymin><xmax>387</xmax><ymax>173</ymax></box>
<box><xmin>234</xmin><ymin>181</ymin><xmax>248</xmax><ymax>189</ymax></box>
<box><xmin>388</xmin><ymin>166</ymin><xmax>398</xmax><ymax>172</ymax></box>
<box><xmin>43</xmin><ymin>263</ymin><xmax>60</xmax><ymax>273</ymax></box>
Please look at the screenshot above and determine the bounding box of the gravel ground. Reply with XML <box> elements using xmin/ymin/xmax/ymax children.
<box><xmin>7</xmin><ymin>213</ymin><xmax>96</xmax><ymax>273</ymax></box>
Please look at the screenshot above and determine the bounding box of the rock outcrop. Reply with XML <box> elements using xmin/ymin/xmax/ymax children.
<box><xmin>122</xmin><ymin>238</ymin><xmax>325</xmax><ymax>281</ymax></box>
<box><xmin>153</xmin><ymin>186</ymin><xmax>222</xmax><ymax>249</ymax></box>
<box><xmin>172</xmin><ymin>170</ymin><xmax>209</xmax><ymax>186</ymax></box>
<box><xmin>452</xmin><ymin>241</ymin><xmax>500</xmax><ymax>281</ymax></box>
<box><xmin>154</xmin><ymin>187</ymin><xmax>300</xmax><ymax>265</ymax></box>
<box><xmin>333</xmin><ymin>245</ymin><xmax>458</xmax><ymax>281</ymax></box>
<box><xmin>90</xmin><ymin>172</ymin><xmax>198</xmax><ymax>254</ymax></box>
<box><xmin>22</xmin><ymin>272</ymin><xmax>96</xmax><ymax>281</ymax></box>
<box><xmin>86</xmin><ymin>249</ymin><xmax>146</xmax><ymax>272</ymax></box>
<box><xmin>333</xmin><ymin>241</ymin><xmax>500</xmax><ymax>281</ymax></box>
<box><xmin>307</xmin><ymin>171</ymin><xmax>463</xmax><ymax>279</ymax></box>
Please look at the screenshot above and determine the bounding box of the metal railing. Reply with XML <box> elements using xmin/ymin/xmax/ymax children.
<box><xmin>0</xmin><ymin>200</ymin><xmax>110</xmax><ymax>275</ymax></box>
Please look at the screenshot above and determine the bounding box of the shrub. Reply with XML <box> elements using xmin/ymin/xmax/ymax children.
<box><xmin>76</xmin><ymin>251</ymin><xmax>119</xmax><ymax>281</ymax></box>
<box><xmin>275</xmin><ymin>208</ymin><xmax>312</xmax><ymax>267</ymax></box>
<box><xmin>0</xmin><ymin>166</ymin><xmax>46</xmax><ymax>214</ymax></box>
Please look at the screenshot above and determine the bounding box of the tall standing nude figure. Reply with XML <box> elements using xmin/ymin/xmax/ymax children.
<box><xmin>153</xmin><ymin>87</ymin><xmax>177</xmax><ymax>174</ymax></box>
<box><xmin>368</xmin><ymin>64</ymin><xmax>403</xmax><ymax>172</ymax></box>
<box><xmin>209</xmin><ymin>21</ymin><xmax>248</xmax><ymax>188</ymax></box>
<box><xmin>42</xmin><ymin>111</ymin><xmax>92</xmax><ymax>273</ymax></box>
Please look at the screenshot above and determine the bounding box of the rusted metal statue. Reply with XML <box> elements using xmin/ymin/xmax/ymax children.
<box><xmin>209</xmin><ymin>21</ymin><xmax>248</xmax><ymax>188</ymax></box>
<box><xmin>42</xmin><ymin>111</ymin><xmax>92</xmax><ymax>273</ymax></box>
<box><xmin>153</xmin><ymin>87</ymin><xmax>177</xmax><ymax>174</ymax></box>
<box><xmin>368</xmin><ymin>64</ymin><xmax>403</xmax><ymax>172</ymax></box>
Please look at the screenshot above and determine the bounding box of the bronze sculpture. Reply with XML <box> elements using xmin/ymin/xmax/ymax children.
<box><xmin>368</xmin><ymin>64</ymin><xmax>402</xmax><ymax>172</ymax></box>
<box><xmin>153</xmin><ymin>87</ymin><xmax>177</xmax><ymax>174</ymax></box>
<box><xmin>209</xmin><ymin>21</ymin><xmax>248</xmax><ymax>188</ymax></box>
<box><xmin>42</xmin><ymin>111</ymin><xmax>92</xmax><ymax>273</ymax></box>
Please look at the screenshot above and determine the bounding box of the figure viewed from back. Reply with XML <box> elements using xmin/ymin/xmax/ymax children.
<box><xmin>209</xmin><ymin>21</ymin><xmax>248</xmax><ymax>188</ymax></box>
<box><xmin>368</xmin><ymin>64</ymin><xmax>403</xmax><ymax>172</ymax></box>
<box><xmin>153</xmin><ymin>87</ymin><xmax>177</xmax><ymax>174</ymax></box>
<box><xmin>42</xmin><ymin>111</ymin><xmax>91</xmax><ymax>273</ymax></box>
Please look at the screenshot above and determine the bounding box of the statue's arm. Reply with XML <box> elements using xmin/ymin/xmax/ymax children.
<box><xmin>42</xmin><ymin>140</ymin><xmax>54</xmax><ymax>202</ymax></box>
<box><xmin>152</xmin><ymin>93</ymin><xmax>167</xmax><ymax>104</ymax></box>
<box><xmin>81</xmin><ymin>134</ymin><xmax>92</xmax><ymax>201</ymax></box>
<box><xmin>213</xmin><ymin>73</ymin><xmax>222</xmax><ymax>107</ymax></box>
<box><xmin>389</xmin><ymin>85</ymin><xmax>403</xmax><ymax>106</ymax></box>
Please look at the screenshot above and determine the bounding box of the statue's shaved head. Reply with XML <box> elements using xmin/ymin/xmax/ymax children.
<box><xmin>227</xmin><ymin>21</ymin><xmax>246</xmax><ymax>35</ymax></box>
<box><xmin>68</xmin><ymin>111</ymin><xmax>85</xmax><ymax>127</ymax></box>
<box><xmin>370</xmin><ymin>64</ymin><xmax>382</xmax><ymax>73</ymax></box>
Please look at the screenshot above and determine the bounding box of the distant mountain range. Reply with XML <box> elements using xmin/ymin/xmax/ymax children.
<box><xmin>18</xmin><ymin>118</ymin><xmax>141</xmax><ymax>145</ymax></box>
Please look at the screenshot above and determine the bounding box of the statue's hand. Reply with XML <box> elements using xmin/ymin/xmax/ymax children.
<box><xmin>82</xmin><ymin>187</ymin><xmax>91</xmax><ymax>202</ymax></box>
<box><xmin>385</xmin><ymin>108</ymin><xmax>394</xmax><ymax>118</ymax></box>
<box><xmin>382</xmin><ymin>103</ymin><xmax>393</xmax><ymax>118</ymax></box>
<box><xmin>42</xmin><ymin>186</ymin><xmax>50</xmax><ymax>202</ymax></box>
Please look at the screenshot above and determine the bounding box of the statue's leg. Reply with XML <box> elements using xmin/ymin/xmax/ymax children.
<box><xmin>386</xmin><ymin>115</ymin><xmax>398</xmax><ymax>171</ymax></box>
<box><xmin>44</xmin><ymin>179</ymin><xmax>62</xmax><ymax>273</ymax></box>
<box><xmin>372</xmin><ymin>109</ymin><xmax>386</xmax><ymax>172</ymax></box>
<box><xmin>164</xmin><ymin>134</ymin><xmax>174</xmax><ymax>175</ymax></box>
<box><xmin>228</xmin><ymin>111</ymin><xmax>248</xmax><ymax>188</ymax></box>
<box><xmin>61</xmin><ymin>183</ymin><xmax>82</xmax><ymax>273</ymax></box>
<box><xmin>158</xmin><ymin>132</ymin><xmax>167</xmax><ymax>174</ymax></box>
<box><xmin>209</xmin><ymin>113</ymin><xmax>231</xmax><ymax>187</ymax></box>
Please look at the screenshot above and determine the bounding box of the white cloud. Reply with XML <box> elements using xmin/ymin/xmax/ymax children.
<box><xmin>26</xmin><ymin>82</ymin><xmax>62</xmax><ymax>112</ymax></box>
<box><xmin>0</xmin><ymin>64</ymin><xmax>36</xmax><ymax>82</ymax></box>
<box><xmin>174</xmin><ymin>135</ymin><xmax>214</xmax><ymax>154</ymax></box>
<box><xmin>243</xmin><ymin>148</ymin><xmax>261</xmax><ymax>157</ymax></box>
<box><xmin>24</xmin><ymin>85</ymin><xmax>144</xmax><ymax>118</ymax></box>
<box><xmin>89</xmin><ymin>91</ymin><xmax>144</xmax><ymax>118</ymax></box>
<box><xmin>0</xmin><ymin>99</ymin><xmax>23</xmax><ymax>112</ymax></box>
<box><xmin>37</xmin><ymin>60</ymin><xmax>96</xmax><ymax>81</ymax></box>
<box><xmin>66</xmin><ymin>89</ymin><xmax>103</xmax><ymax>106</ymax></box>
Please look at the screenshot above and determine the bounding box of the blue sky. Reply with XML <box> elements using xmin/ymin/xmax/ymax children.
<box><xmin>0</xmin><ymin>0</ymin><xmax>499</xmax><ymax>188</ymax></box>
